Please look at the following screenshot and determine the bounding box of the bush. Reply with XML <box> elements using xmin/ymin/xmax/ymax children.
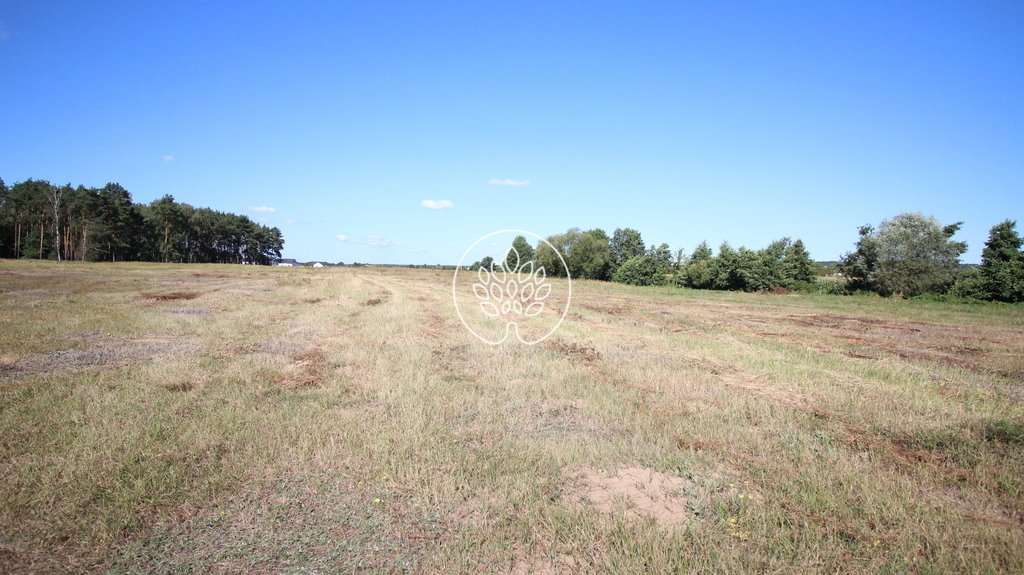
<box><xmin>815</xmin><ymin>278</ymin><xmax>848</xmax><ymax>295</ymax></box>
<box><xmin>950</xmin><ymin>267</ymin><xmax>989</xmax><ymax>300</ymax></box>
<box><xmin>613</xmin><ymin>255</ymin><xmax>665</xmax><ymax>286</ymax></box>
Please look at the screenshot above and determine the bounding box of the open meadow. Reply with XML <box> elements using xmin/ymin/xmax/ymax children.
<box><xmin>1</xmin><ymin>261</ymin><xmax>1023</xmax><ymax>573</ymax></box>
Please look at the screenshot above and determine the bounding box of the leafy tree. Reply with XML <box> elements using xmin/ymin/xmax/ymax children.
<box><xmin>682</xmin><ymin>241</ymin><xmax>716</xmax><ymax>289</ymax></box>
<box><xmin>147</xmin><ymin>194</ymin><xmax>185</xmax><ymax>262</ymax></box>
<box><xmin>505</xmin><ymin>235</ymin><xmax>535</xmax><ymax>270</ymax></box>
<box><xmin>611</xmin><ymin>243</ymin><xmax>673</xmax><ymax>286</ymax></box>
<box><xmin>714</xmin><ymin>242</ymin><xmax>743</xmax><ymax>290</ymax></box>
<box><xmin>613</xmin><ymin>255</ymin><xmax>662</xmax><ymax>285</ymax></box>
<box><xmin>671</xmin><ymin>248</ymin><xmax>686</xmax><ymax>286</ymax></box>
<box><xmin>7</xmin><ymin>179</ymin><xmax>53</xmax><ymax>259</ymax></box>
<box><xmin>571</xmin><ymin>229</ymin><xmax>614</xmax><ymax>280</ymax></box>
<box><xmin>0</xmin><ymin>177</ymin><xmax>284</xmax><ymax>265</ymax></box>
<box><xmin>470</xmin><ymin>255</ymin><xmax>495</xmax><ymax>271</ymax></box>
<box><xmin>647</xmin><ymin>243</ymin><xmax>674</xmax><ymax>277</ymax></box>
<box><xmin>950</xmin><ymin>267</ymin><xmax>989</xmax><ymax>300</ymax></box>
<box><xmin>743</xmin><ymin>238</ymin><xmax>788</xmax><ymax>291</ymax></box>
<box><xmin>873</xmin><ymin>213</ymin><xmax>966</xmax><ymax>297</ymax></box>
<box><xmin>611</xmin><ymin>228</ymin><xmax>645</xmax><ymax>269</ymax></box>
<box><xmin>535</xmin><ymin>230</ymin><xmax>574</xmax><ymax>278</ymax></box>
<box><xmin>96</xmin><ymin>183</ymin><xmax>138</xmax><ymax>261</ymax></box>
<box><xmin>784</xmin><ymin>239</ymin><xmax>816</xmax><ymax>284</ymax></box>
<box><xmin>839</xmin><ymin>225</ymin><xmax>879</xmax><ymax>292</ymax></box>
<box><xmin>537</xmin><ymin>228</ymin><xmax>614</xmax><ymax>280</ymax></box>
<box><xmin>980</xmin><ymin>220</ymin><xmax>1024</xmax><ymax>302</ymax></box>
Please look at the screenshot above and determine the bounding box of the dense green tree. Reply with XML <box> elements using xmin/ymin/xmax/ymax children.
<box><xmin>469</xmin><ymin>255</ymin><xmax>495</xmax><ymax>271</ymax></box>
<box><xmin>682</xmin><ymin>241</ymin><xmax>716</xmax><ymax>289</ymax></box>
<box><xmin>613</xmin><ymin>255</ymin><xmax>662</xmax><ymax>286</ymax></box>
<box><xmin>147</xmin><ymin>194</ymin><xmax>186</xmax><ymax>262</ymax></box>
<box><xmin>784</xmin><ymin>239</ymin><xmax>816</xmax><ymax>284</ymax></box>
<box><xmin>0</xmin><ymin>177</ymin><xmax>283</xmax><ymax>264</ymax></box>
<box><xmin>714</xmin><ymin>242</ymin><xmax>743</xmax><ymax>290</ymax></box>
<box><xmin>950</xmin><ymin>267</ymin><xmax>989</xmax><ymax>300</ymax></box>
<box><xmin>671</xmin><ymin>248</ymin><xmax>686</xmax><ymax>285</ymax></box>
<box><xmin>839</xmin><ymin>225</ymin><xmax>880</xmax><ymax>292</ymax></box>
<box><xmin>611</xmin><ymin>243</ymin><xmax>674</xmax><ymax>286</ymax></box>
<box><xmin>873</xmin><ymin>213</ymin><xmax>966</xmax><ymax>297</ymax></box>
<box><xmin>537</xmin><ymin>228</ymin><xmax>614</xmax><ymax>280</ymax></box>
<box><xmin>505</xmin><ymin>235</ymin><xmax>535</xmax><ymax>271</ymax></box>
<box><xmin>742</xmin><ymin>238</ymin><xmax>788</xmax><ymax>291</ymax></box>
<box><xmin>94</xmin><ymin>183</ymin><xmax>140</xmax><ymax>261</ymax></box>
<box><xmin>980</xmin><ymin>220</ymin><xmax>1024</xmax><ymax>302</ymax></box>
<box><xmin>611</xmin><ymin>228</ymin><xmax>645</xmax><ymax>269</ymax></box>
<box><xmin>647</xmin><ymin>243</ymin><xmax>674</xmax><ymax>277</ymax></box>
<box><xmin>571</xmin><ymin>229</ymin><xmax>615</xmax><ymax>280</ymax></box>
<box><xmin>6</xmin><ymin>179</ymin><xmax>53</xmax><ymax>259</ymax></box>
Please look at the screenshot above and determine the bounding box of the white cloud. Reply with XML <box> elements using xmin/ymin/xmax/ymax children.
<box><xmin>248</xmin><ymin>206</ymin><xmax>276</xmax><ymax>213</ymax></box>
<box><xmin>487</xmin><ymin>178</ymin><xmax>529</xmax><ymax>187</ymax></box>
<box><xmin>162</xmin><ymin>154</ymin><xmax>175</xmax><ymax>163</ymax></box>
<box><xmin>421</xmin><ymin>199</ymin><xmax>454</xmax><ymax>210</ymax></box>
<box><xmin>335</xmin><ymin>234</ymin><xmax>348</xmax><ymax>241</ymax></box>
<box><xmin>367</xmin><ymin>235</ymin><xmax>398</xmax><ymax>247</ymax></box>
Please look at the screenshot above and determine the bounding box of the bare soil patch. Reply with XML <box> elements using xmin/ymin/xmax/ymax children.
<box><xmin>565</xmin><ymin>467</ymin><xmax>704</xmax><ymax>530</ymax></box>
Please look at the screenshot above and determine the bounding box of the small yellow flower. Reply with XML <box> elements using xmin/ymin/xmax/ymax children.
<box><xmin>373</xmin><ymin>497</ymin><xmax>382</xmax><ymax>504</ymax></box>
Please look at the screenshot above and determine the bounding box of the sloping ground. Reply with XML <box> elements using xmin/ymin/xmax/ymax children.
<box><xmin>0</xmin><ymin>262</ymin><xmax>1022</xmax><ymax>573</ymax></box>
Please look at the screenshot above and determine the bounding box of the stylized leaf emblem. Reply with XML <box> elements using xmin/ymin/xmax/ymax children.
<box><xmin>472</xmin><ymin>244</ymin><xmax>550</xmax><ymax>320</ymax></box>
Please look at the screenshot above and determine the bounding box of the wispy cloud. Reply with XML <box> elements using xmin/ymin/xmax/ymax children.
<box><xmin>421</xmin><ymin>199</ymin><xmax>454</xmax><ymax>210</ymax></box>
<box><xmin>335</xmin><ymin>234</ymin><xmax>348</xmax><ymax>241</ymax></box>
<box><xmin>248</xmin><ymin>206</ymin><xmax>276</xmax><ymax>213</ymax></box>
<box><xmin>162</xmin><ymin>154</ymin><xmax>175</xmax><ymax>163</ymax></box>
<box><xmin>487</xmin><ymin>178</ymin><xmax>529</xmax><ymax>187</ymax></box>
<box><xmin>403</xmin><ymin>246</ymin><xmax>427</xmax><ymax>254</ymax></box>
<box><xmin>367</xmin><ymin>235</ymin><xmax>398</xmax><ymax>247</ymax></box>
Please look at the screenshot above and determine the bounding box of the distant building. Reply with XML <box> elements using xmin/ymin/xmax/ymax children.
<box><xmin>312</xmin><ymin>262</ymin><xmax>324</xmax><ymax>268</ymax></box>
<box><xmin>276</xmin><ymin>258</ymin><xmax>298</xmax><ymax>267</ymax></box>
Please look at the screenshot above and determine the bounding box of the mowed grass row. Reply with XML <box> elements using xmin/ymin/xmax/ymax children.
<box><xmin>1</xmin><ymin>260</ymin><xmax>1022</xmax><ymax>573</ymax></box>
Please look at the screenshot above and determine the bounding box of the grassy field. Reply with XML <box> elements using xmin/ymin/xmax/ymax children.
<box><xmin>1</xmin><ymin>260</ymin><xmax>1023</xmax><ymax>574</ymax></box>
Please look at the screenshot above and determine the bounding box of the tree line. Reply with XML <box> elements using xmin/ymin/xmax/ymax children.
<box><xmin>0</xmin><ymin>178</ymin><xmax>284</xmax><ymax>265</ymax></box>
<box><xmin>477</xmin><ymin>213</ymin><xmax>1024</xmax><ymax>303</ymax></box>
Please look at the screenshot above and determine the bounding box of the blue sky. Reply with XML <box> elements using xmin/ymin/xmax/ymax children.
<box><xmin>2</xmin><ymin>1</ymin><xmax>1022</xmax><ymax>264</ymax></box>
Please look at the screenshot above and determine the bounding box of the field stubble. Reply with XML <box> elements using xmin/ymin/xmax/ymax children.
<box><xmin>1</xmin><ymin>261</ymin><xmax>1022</xmax><ymax>573</ymax></box>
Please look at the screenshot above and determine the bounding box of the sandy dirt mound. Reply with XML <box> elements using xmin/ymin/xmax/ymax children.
<box><xmin>569</xmin><ymin>467</ymin><xmax>699</xmax><ymax>529</ymax></box>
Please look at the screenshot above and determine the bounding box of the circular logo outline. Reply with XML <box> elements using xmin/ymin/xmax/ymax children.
<box><xmin>452</xmin><ymin>229</ymin><xmax>572</xmax><ymax>345</ymax></box>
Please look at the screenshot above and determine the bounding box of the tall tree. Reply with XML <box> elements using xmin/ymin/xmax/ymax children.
<box><xmin>980</xmin><ymin>220</ymin><xmax>1024</xmax><ymax>302</ymax></box>
<box><xmin>96</xmin><ymin>183</ymin><xmax>137</xmax><ymax>261</ymax></box>
<box><xmin>867</xmin><ymin>213</ymin><xmax>967</xmax><ymax>297</ymax></box>
<box><xmin>505</xmin><ymin>235</ymin><xmax>535</xmax><ymax>271</ymax></box>
<box><xmin>611</xmin><ymin>228</ymin><xmax>646</xmax><ymax>269</ymax></box>
<box><xmin>683</xmin><ymin>241</ymin><xmax>716</xmax><ymax>289</ymax></box>
<box><xmin>839</xmin><ymin>225</ymin><xmax>880</xmax><ymax>292</ymax></box>
<box><xmin>49</xmin><ymin>185</ymin><xmax>69</xmax><ymax>261</ymax></box>
<box><xmin>148</xmin><ymin>194</ymin><xmax>185</xmax><ymax>262</ymax></box>
<box><xmin>784</xmin><ymin>239</ymin><xmax>816</xmax><ymax>284</ymax></box>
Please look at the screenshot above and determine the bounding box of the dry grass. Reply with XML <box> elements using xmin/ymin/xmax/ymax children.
<box><xmin>0</xmin><ymin>260</ymin><xmax>1022</xmax><ymax>573</ymax></box>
